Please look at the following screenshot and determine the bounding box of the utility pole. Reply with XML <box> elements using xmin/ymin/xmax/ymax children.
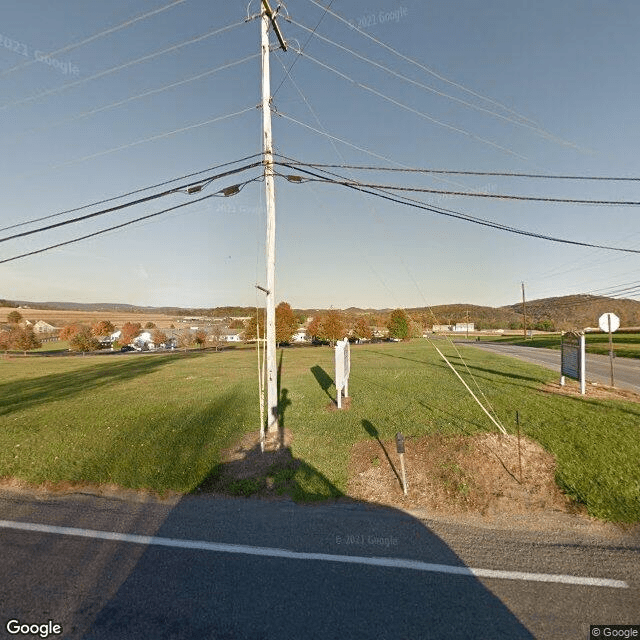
<box><xmin>521</xmin><ymin>282</ymin><xmax>528</xmax><ymax>340</ymax></box>
<box><xmin>260</xmin><ymin>0</ymin><xmax>286</xmax><ymax>436</ymax></box>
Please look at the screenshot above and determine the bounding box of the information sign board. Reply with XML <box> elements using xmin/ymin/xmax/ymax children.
<box><xmin>560</xmin><ymin>331</ymin><xmax>586</xmax><ymax>394</ymax></box>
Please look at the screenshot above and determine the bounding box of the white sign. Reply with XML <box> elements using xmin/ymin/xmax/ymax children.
<box><xmin>560</xmin><ymin>331</ymin><xmax>586</xmax><ymax>394</ymax></box>
<box><xmin>334</xmin><ymin>337</ymin><xmax>351</xmax><ymax>409</ymax></box>
<box><xmin>599</xmin><ymin>312</ymin><xmax>620</xmax><ymax>333</ymax></box>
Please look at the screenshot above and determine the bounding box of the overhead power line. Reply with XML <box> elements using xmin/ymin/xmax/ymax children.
<box><xmin>0</xmin><ymin>175</ymin><xmax>263</xmax><ymax>265</ymax></box>
<box><xmin>286</xmin><ymin>16</ymin><xmax>577</xmax><ymax>149</ymax></box>
<box><xmin>0</xmin><ymin>153</ymin><xmax>263</xmax><ymax>234</ymax></box>
<box><xmin>0</xmin><ymin>20</ymin><xmax>247</xmax><ymax>111</ymax></box>
<box><xmin>290</xmin><ymin>46</ymin><xmax>530</xmax><ymax>162</ymax></box>
<box><xmin>13</xmin><ymin>54</ymin><xmax>260</xmax><ymax>142</ymax></box>
<box><xmin>304</xmin><ymin>0</ymin><xmax>540</xmax><ymax>129</ymax></box>
<box><xmin>19</xmin><ymin>106</ymin><xmax>257</xmax><ymax>180</ymax></box>
<box><xmin>274</xmin><ymin>161</ymin><xmax>640</xmax><ymax>255</ymax></box>
<box><xmin>276</xmin><ymin>172</ymin><xmax>640</xmax><ymax>206</ymax></box>
<box><xmin>0</xmin><ymin>161</ymin><xmax>263</xmax><ymax>244</ymax></box>
<box><xmin>0</xmin><ymin>0</ymin><xmax>187</xmax><ymax>78</ymax></box>
<box><xmin>276</xmin><ymin>161</ymin><xmax>640</xmax><ymax>182</ymax></box>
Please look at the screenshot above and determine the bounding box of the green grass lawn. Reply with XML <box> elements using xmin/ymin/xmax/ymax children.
<box><xmin>1</xmin><ymin>341</ymin><xmax>638</xmax><ymax>522</ymax></box>
<box><xmin>477</xmin><ymin>332</ymin><xmax>640</xmax><ymax>359</ymax></box>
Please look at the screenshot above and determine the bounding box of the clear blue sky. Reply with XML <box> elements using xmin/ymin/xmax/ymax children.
<box><xmin>2</xmin><ymin>0</ymin><xmax>639</xmax><ymax>312</ymax></box>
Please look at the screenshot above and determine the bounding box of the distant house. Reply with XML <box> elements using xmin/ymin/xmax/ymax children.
<box><xmin>221</xmin><ymin>331</ymin><xmax>242</xmax><ymax>343</ymax></box>
<box><xmin>432</xmin><ymin>324</ymin><xmax>453</xmax><ymax>333</ymax></box>
<box><xmin>454</xmin><ymin>323</ymin><xmax>474</xmax><ymax>333</ymax></box>
<box><xmin>33</xmin><ymin>320</ymin><xmax>59</xmax><ymax>334</ymax></box>
<box><xmin>133</xmin><ymin>331</ymin><xmax>154</xmax><ymax>350</ymax></box>
<box><xmin>292</xmin><ymin>328</ymin><xmax>310</xmax><ymax>343</ymax></box>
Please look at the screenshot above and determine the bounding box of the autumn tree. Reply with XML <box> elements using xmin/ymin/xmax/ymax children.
<box><xmin>194</xmin><ymin>330</ymin><xmax>207</xmax><ymax>348</ymax></box>
<box><xmin>0</xmin><ymin>329</ymin><xmax>11</xmax><ymax>351</ymax></box>
<box><xmin>69</xmin><ymin>326</ymin><xmax>99</xmax><ymax>352</ymax></box>
<box><xmin>275</xmin><ymin>302</ymin><xmax>298</xmax><ymax>345</ymax></box>
<box><xmin>7</xmin><ymin>310</ymin><xmax>22</xmax><ymax>324</ymax></box>
<box><xmin>387</xmin><ymin>308</ymin><xmax>409</xmax><ymax>340</ymax></box>
<box><xmin>10</xmin><ymin>327</ymin><xmax>42</xmax><ymax>354</ymax></box>
<box><xmin>59</xmin><ymin>323</ymin><xmax>82</xmax><ymax>341</ymax></box>
<box><xmin>120</xmin><ymin>322</ymin><xmax>141</xmax><ymax>346</ymax></box>
<box><xmin>243</xmin><ymin>311</ymin><xmax>266</xmax><ymax>341</ymax></box>
<box><xmin>351</xmin><ymin>316</ymin><xmax>373</xmax><ymax>341</ymax></box>
<box><xmin>308</xmin><ymin>310</ymin><xmax>346</xmax><ymax>346</ymax></box>
<box><xmin>209</xmin><ymin>324</ymin><xmax>224</xmax><ymax>351</ymax></box>
<box><xmin>177</xmin><ymin>329</ymin><xmax>194</xmax><ymax>349</ymax></box>
<box><xmin>152</xmin><ymin>329</ymin><xmax>168</xmax><ymax>346</ymax></box>
<box><xmin>229</xmin><ymin>319</ymin><xmax>244</xmax><ymax>329</ymax></box>
<box><xmin>145</xmin><ymin>321</ymin><xmax>156</xmax><ymax>329</ymax></box>
<box><xmin>91</xmin><ymin>320</ymin><xmax>115</xmax><ymax>337</ymax></box>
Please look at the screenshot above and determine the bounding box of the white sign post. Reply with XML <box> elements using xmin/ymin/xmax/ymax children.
<box><xmin>599</xmin><ymin>312</ymin><xmax>620</xmax><ymax>387</ymax></box>
<box><xmin>560</xmin><ymin>331</ymin><xmax>586</xmax><ymax>395</ymax></box>
<box><xmin>334</xmin><ymin>337</ymin><xmax>351</xmax><ymax>409</ymax></box>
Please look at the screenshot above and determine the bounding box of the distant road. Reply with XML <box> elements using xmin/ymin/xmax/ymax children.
<box><xmin>464</xmin><ymin>342</ymin><xmax>640</xmax><ymax>394</ymax></box>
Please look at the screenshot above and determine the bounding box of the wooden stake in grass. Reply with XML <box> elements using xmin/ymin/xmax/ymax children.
<box><xmin>516</xmin><ymin>411</ymin><xmax>523</xmax><ymax>483</ymax></box>
<box><xmin>396</xmin><ymin>432</ymin><xmax>408</xmax><ymax>496</ymax></box>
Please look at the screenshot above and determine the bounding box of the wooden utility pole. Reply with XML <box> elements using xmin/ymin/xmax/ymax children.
<box><xmin>260</xmin><ymin>0</ymin><xmax>286</xmax><ymax>435</ymax></box>
<box><xmin>521</xmin><ymin>282</ymin><xmax>528</xmax><ymax>339</ymax></box>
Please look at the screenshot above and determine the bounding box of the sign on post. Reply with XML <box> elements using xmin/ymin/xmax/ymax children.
<box><xmin>598</xmin><ymin>312</ymin><xmax>620</xmax><ymax>387</ymax></box>
<box><xmin>560</xmin><ymin>331</ymin><xmax>586</xmax><ymax>394</ymax></box>
<box><xmin>334</xmin><ymin>337</ymin><xmax>351</xmax><ymax>409</ymax></box>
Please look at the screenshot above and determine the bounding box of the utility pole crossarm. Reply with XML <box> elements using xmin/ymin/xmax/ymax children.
<box><xmin>261</xmin><ymin>0</ymin><xmax>287</xmax><ymax>51</ymax></box>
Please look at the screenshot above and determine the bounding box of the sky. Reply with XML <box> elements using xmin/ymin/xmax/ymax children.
<box><xmin>2</xmin><ymin>0</ymin><xmax>640</xmax><ymax>312</ymax></box>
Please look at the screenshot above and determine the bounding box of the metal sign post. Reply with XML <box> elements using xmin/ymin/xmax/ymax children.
<box><xmin>395</xmin><ymin>433</ymin><xmax>408</xmax><ymax>496</ymax></box>
<box><xmin>598</xmin><ymin>313</ymin><xmax>620</xmax><ymax>388</ymax></box>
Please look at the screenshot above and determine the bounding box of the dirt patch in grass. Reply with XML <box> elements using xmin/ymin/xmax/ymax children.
<box><xmin>196</xmin><ymin>428</ymin><xmax>302</xmax><ymax>498</ymax></box>
<box><xmin>542</xmin><ymin>381</ymin><xmax>640</xmax><ymax>403</ymax></box>
<box><xmin>348</xmin><ymin>432</ymin><xmax>585</xmax><ymax>518</ymax></box>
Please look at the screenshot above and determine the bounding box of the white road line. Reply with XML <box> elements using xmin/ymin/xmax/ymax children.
<box><xmin>0</xmin><ymin>519</ymin><xmax>628</xmax><ymax>589</ymax></box>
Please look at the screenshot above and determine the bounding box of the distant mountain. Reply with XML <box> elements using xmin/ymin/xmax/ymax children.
<box><xmin>4</xmin><ymin>295</ymin><xmax>640</xmax><ymax>330</ymax></box>
<box><xmin>501</xmin><ymin>295</ymin><xmax>640</xmax><ymax>331</ymax></box>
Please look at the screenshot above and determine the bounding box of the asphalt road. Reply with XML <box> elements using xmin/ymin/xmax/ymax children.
<box><xmin>463</xmin><ymin>342</ymin><xmax>640</xmax><ymax>394</ymax></box>
<box><xmin>0</xmin><ymin>490</ymin><xmax>637</xmax><ymax>639</ymax></box>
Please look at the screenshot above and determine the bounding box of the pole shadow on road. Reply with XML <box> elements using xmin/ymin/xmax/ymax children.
<box><xmin>61</xmin><ymin>492</ymin><xmax>536</xmax><ymax>639</ymax></box>
<box><xmin>11</xmin><ymin>462</ymin><xmax>536</xmax><ymax>638</ymax></box>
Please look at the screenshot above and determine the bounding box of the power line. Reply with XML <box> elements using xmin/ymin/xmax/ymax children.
<box><xmin>290</xmin><ymin>46</ymin><xmax>531</xmax><ymax>162</ymax></box>
<box><xmin>271</xmin><ymin>111</ymin><xmax>470</xmax><ymax>191</ymax></box>
<box><xmin>276</xmin><ymin>170</ymin><xmax>640</xmax><ymax>206</ymax></box>
<box><xmin>271</xmin><ymin>0</ymin><xmax>337</xmax><ymax>99</ymax></box>
<box><xmin>276</xmin><ymin>161</ymin><xmax>640</xmax><ymax>182</ymax></box>
<box><xmin>304</xmin><ymin>0</ymin><xmax>542</xmax><ymax>129</ymax></box>
<box><xmin>0</xmin><ymin>0</ymin><xmax>187</xmax><ymax>78</ymax></box>
<box><xmin>0</xmin><ymin>162</ymin><xmax>263</xmax><ymax>244</ymax></box>
<box><xmin>12</xmin><ymin>54</ymin><xmax>260</xmax><ymax>142</ymax></box>
<box><xmin>274</xmin><ymin>161</ymin><xmax>640</xmax><ymax>255</ymax></box>
<box><xmin>286</xmin><ymin>16</ymin><xmax>577</xmax><ymax>149</ymax></box>
<box><xmin>0</xmin><ymin>20</ymin><xmax>247</xmax><ymax>111</ymax></box>
<box><xmin>17</xmin><ymin>106</ymin><xmax>258</xmax><ymax>180</ymax></box>
<box><xmin>0</xmin><ymin>176</ymin><xmax>263</xmax><ymax>265</ymax></box>
<box><xmin>0</xmin><ymin>153</ymin><xmax>263</xmax><ymax>233</ymax></box>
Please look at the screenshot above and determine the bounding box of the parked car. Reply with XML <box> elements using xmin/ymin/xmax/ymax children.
<box><xmin>120</xmin><ymin>345</ymin><xmax>135</xmax><ymax>352</ymax></box>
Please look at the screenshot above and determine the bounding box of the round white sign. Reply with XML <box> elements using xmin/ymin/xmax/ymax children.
<box><xmin>598</xmin><ymin>312</ymin><xmax>620</xmax><ymax>333</ymax></box>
